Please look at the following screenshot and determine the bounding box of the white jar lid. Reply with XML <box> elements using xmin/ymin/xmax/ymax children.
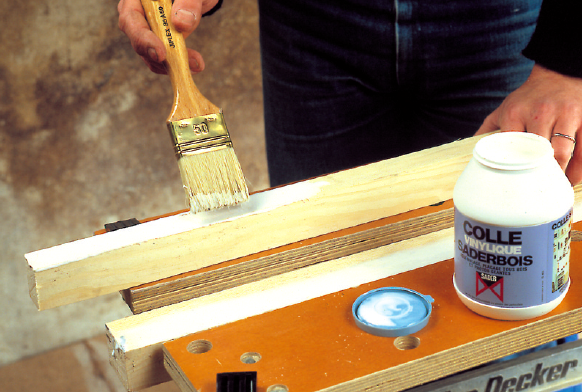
<box><xmin>352</xmin><ymin>287</ymin><xmax>434</xmax><ymax>337</ymax></box>
<box><xmin>474</xmin><ymin>132</ymin><xmax>553</xmax><ymax>170</ymax></box>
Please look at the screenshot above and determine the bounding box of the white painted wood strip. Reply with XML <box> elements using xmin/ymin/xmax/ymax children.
<box><xmin>26</xmin><ymin>182</ymin><xmax>327</xmax><ymax>272</ymax></box>
<box><xmin>26</xmin><ymin>135</ymin><xmax>485</xmax><ymax>310</ymax></box>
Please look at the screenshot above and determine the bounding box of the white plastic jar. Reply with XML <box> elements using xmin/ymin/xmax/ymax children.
<box><xmin>453</xmin><ymin>132</ymin><xmax>574</xmax><ymax>320</ymax></box>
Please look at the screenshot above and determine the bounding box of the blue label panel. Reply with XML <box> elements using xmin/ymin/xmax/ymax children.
<box><xmin>454</xmin><ymin>208</ymin><xmax>572</xmax><ymax>308</ymax></box>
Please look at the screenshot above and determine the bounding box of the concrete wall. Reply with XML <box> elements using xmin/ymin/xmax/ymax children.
<box><xmin>0</xmin><ymin>0</ymin><xmax>266</xmax><ymax>365</ymax></box>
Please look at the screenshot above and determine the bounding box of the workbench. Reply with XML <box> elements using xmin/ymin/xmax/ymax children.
<box><xmin>24</xmin><ymin>135</ymin><xmax>582</xmax><ymax>392</ymax></box>
<box><xmin>158</xmin><ymin>213</ymin><xmax>582</xmax><ymax>392</ymax></box>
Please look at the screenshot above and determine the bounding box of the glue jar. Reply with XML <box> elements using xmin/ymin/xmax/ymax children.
<box><xmin>453</xmin><ymin>132</ymin><xmax>574</xmax><ymax>320</ymax></box>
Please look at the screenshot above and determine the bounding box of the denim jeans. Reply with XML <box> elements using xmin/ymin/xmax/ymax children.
<box><xmin>258</xmin><ymin>0</ymin><xmax>542</xmax><ymax>186</ymax></box>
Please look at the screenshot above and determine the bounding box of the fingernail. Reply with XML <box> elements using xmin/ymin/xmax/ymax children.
<box><xmin>175</xmin><ymin>9</ymin><xmax>196</xmax><ymax>28</ymax></box>
<box><xmin>189</xmin><ymin>57</ymin><xmax>202</xmax><ymax>72</ymax></box>
<box><xmin>148</xmin><ymin>48</ymin><xmax>158</xmax><ymax>62</ymax></box>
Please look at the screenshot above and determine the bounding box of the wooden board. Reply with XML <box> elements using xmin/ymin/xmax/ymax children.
<box><xmin>27</xmin><ymin>135</ymin><xmax>485</xmax><ymax>311</ymax></box>
<box><xmin>162</xmin><ymin>233</ymin><xmax>582</xmax><ymax>392</ymax></box>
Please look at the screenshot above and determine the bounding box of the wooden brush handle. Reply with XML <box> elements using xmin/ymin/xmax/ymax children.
<box><xmin>141</xmin><ymin>0</ymin><xmax>219</xmax><ymax>121</ymax></box>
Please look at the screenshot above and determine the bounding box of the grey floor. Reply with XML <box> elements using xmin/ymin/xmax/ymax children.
<box><xmin>0</xmin><ymin>0</ymin><xmax>267</xmax><ymax>375</ymax></box>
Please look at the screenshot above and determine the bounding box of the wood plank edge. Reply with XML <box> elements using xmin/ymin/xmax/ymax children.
<box><xmin>106</xmin><ymin>329</ymin><xmax>170</xmax><ymax>391</ymax></box>
<box><xmin>27</xmin><ymin>264</ymin><xmax>40</xmax><ymax>310</ymax></box>
<box><xmin>163</xmin><ymin>345</ymin><xmax>197</xmax><ymax>392</ymax></box>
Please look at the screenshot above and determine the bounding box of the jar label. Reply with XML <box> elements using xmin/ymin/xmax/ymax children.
<box><xmin>454</xmin><ymin>207</ymin><xmax>572</xmax><ymax>308</ymax></box>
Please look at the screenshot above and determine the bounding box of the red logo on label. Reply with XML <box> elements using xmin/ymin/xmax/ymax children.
<box><xmin>476</xmin><ymin>273</ymin><xmax>504</xmax><ymax>302</ymax></box>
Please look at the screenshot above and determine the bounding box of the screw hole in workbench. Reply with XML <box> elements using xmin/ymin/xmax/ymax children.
<box><xmin>394</xmin><ymin>336</ymin><xmax>420</xmax><ymax>350</ymax></box>
<box><xmin>240</xmin><ymin>352</ymin><xmax>262</xmax><ymax>364</ymax></box>
<box><xmin>187</xmin><ymin>339</ymin><xmax>213</xmax><ymax>354</ymax></box>
<box><xmin>267</xmin><ymin>385</ymin><xmax>289</xmax><ymax>392</ymax></box>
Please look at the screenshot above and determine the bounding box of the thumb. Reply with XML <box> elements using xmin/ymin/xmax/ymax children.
<box><xmin>171</xmin><ymin>0</ymin><xmax>203</xmax><ymax>37</ymax></box>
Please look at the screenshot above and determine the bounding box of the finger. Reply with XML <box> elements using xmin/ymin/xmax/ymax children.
<box><xmin>171</xmin><ymin>0</ymin><xmax>203</xmax><ymax>37</ymax></box>
<box><xmin>143</xmin><ymin>49</ymin><xmax>204</xmax><ymax>74</ymax></box>
<box><xmin>565</xmin><ymin>140</ymin><xmax>582</xmax><ymax>185</ymax></box>
<box><xmin>478</xmin><ymin>101</ymin><xmax>527</xmax><ymax>136</ymax></box>
<box><xmin>551</xmin><ymin>133</ymin><xmax>576</xmax><ymax>171</ymax></box>
<box><xmin>201</xmin><ymin>0</ymin><xmax>221</xmax><ymax>14</ymax></box>
<box><xmin>118</xmin><ymin>0</ymin><xmax>166</xmax><ymax>64</ymax></box>
<box><xmin>497</xmin><ymin>108</ymin><xmax>526</xmax><ymax>133</ymax></box>
<box><xmin>187</xmin><ymin>48</ymin><xmax>205</xmax><ymax>73</ymax></box>
<box><xmin>550</xmin><ymin>118</ymin><xmax>578</xmax><ymax>171</ymax></box>
<box><xmin>140</xmin><ymin>56</ymin><xmax>168</xmax><ymax>75</ymax></box>
<box><xmin>523</xmin><ymin>101</ymin><xmax>557</xmax><ymax>141</ymax></box>
<box><xmin>475</xmin><ymin>110</ymin><xmax>501</xmax><ymax>135</ymax></box>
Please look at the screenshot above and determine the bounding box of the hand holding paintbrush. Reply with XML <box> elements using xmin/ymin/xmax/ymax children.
<box><xmin>139</xmin><ymin>0</ymin><xmax>248</xmax><ymax>213</ymax></box>
<box><xmin>118</xmin><ymin>0</ymin><xmax>215</xmax><ymax>75</ymax></box>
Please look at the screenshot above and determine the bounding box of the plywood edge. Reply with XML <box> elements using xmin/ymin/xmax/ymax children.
<box><xmin>163</xmin><ymin>345</ymin><xmax>197</xmax><ymax>392</ymax></box>
<box><xmin>126</xmin><ymin>207</ymin><xmax>455</xmax><ymax>313</ymax></box>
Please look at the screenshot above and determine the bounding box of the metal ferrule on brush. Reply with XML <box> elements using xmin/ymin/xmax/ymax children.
<box><xmin>167</xmin><ymin>112</ymin><xmax>233</xmax><ymax>157</ymax></box>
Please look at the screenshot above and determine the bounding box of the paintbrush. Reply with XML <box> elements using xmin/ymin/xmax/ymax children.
<box><xmin>141</xmin><ymin>0</ymin><xmax>248</xmax><ymax>213</ymax></box>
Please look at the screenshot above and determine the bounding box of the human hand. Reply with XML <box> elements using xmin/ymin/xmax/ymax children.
<box><xmin>476</xmin><ymin>64</ymin><xmax>582</xmax><ymax>185</ymax></box>
<box><xmin>117</xmin><ymin>0</ymin><xmax>219</xmax><ymax>74</ymax></box>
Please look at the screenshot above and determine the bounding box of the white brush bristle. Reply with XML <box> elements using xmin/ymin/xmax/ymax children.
<box><xmin>178</xmin><ymin>148</ymin><xmax>249</xmax><ymax>213</ymax></box>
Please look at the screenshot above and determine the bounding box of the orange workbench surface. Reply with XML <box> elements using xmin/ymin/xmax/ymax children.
<box><xmin>163</xmin><ymin>225</ymin><xmax>582</xmax><ymax>392</ymax></box>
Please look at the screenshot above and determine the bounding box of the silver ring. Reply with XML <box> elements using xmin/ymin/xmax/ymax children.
<box><xmin>553</xmin><ymin>133</ymin><xmax>576</xmax><ymax>144</ymax></box>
